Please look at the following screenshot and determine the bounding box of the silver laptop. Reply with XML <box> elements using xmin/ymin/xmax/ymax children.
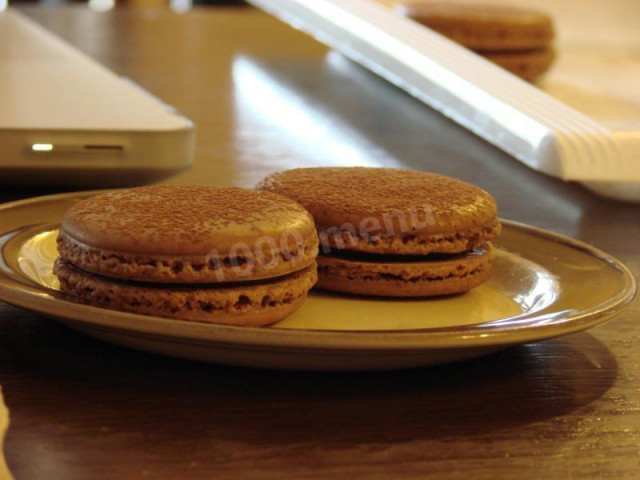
<box><xmin>0</xmin><ymin>9</ymin><xmax>195</xmax><ymax>187</ymax></box>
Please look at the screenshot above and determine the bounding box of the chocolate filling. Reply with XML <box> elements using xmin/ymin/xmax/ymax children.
<box><xmin>319</xmin><ymin>244</ymin><xmax>489</xmax><ymax>264</ymax></box>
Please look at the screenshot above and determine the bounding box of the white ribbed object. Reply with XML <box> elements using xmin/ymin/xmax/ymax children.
<box><xmin>248</xmin><ymin>0</ymin><xmax>640</xmax><ymax>201</ymax></box>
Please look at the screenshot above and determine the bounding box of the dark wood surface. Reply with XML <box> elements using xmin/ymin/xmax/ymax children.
<box><xmin>1</xmin><ymin>5</ymin><xmax>639</xmax><ymax>479</ymax></box>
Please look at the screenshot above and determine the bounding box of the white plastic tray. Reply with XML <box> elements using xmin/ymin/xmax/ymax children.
<box><xmin>248</xmin><ymin>0</ymin><xmax>640</xmax><ymax>201</ymax></box>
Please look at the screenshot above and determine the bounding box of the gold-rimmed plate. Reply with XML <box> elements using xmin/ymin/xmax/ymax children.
<box><xmin>0</xmin><ymin>191</ymin><xmax>636</xmax><ymax>370</ymax></box>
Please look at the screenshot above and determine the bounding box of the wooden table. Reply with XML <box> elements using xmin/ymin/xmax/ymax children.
<box><xmin>1</xmin><ymin>5</ymin><xmax>639</xmax><ymax>479</ymax></box>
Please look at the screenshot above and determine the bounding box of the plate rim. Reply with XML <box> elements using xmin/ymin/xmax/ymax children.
<box><xmin>0</xmin><ymin>191</ymin><xmax>636</xmax><ymax>352</ymax></box>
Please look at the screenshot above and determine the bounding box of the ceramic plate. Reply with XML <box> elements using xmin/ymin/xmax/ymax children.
<box><xmin>0</xmin><ymin>191</ymin><xmax>636</xmax><ymax>370</ymax></box>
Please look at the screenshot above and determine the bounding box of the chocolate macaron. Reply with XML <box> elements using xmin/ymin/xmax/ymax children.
<box><xmin>396</xmin><ymin>1</ymin><xmax>556</xmax><ymax>80</ymax></box>
<box><xmin>258</xmin><ymin>167</ymin><xmax>501</xmax><ymax>297</ymax></box>
<box><xmin>55</xmin><ymin>185</ymin><xmax>318</xmax><ymax>326</ymax></box>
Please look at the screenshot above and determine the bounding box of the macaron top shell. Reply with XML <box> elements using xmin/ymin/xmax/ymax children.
<box><xmin>258</xmin><ymin>167</ymin><xmax>499</xmax><ymax>254</ymax></box>
<box><xmin>58</xmin><ymin>186</ymin><xmax>319</xmax><ymax>283</ymax></box>
<box><xmin>61</xmin><ymin>186</ymin><xmax>316</xmax><ymax>256</ymax></box>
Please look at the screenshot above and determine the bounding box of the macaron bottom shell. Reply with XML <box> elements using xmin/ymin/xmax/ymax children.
<box><xmin>315</xmin><ymin>244</ymin><xmax>495</xmax><ymax>297</ymax></box>
<box><xmin>54</xmin><ymin>260</ymin><xmax>317</xmax><ymax>327</ymax></box>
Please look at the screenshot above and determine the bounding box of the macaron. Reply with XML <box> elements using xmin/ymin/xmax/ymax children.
<box><xmin>258</xmin><ymin>167</ymin><xmax>501</xmax><ymax>297</ymax></box>
<box><xmin>55</xmin><ymin>185</ymin><xmax>319</xmax><ymax>326</ymax></box>
<box><xmin>396</xmin><ymin>1</ymin><xmax>556</xmax><ymax>80</ymax></box>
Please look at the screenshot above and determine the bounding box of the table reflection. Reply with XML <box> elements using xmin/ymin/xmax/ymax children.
<box><xmin>232</xmin><ymin>55</ymin><xmax>404</xmax><ymax>173</ymax></box>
